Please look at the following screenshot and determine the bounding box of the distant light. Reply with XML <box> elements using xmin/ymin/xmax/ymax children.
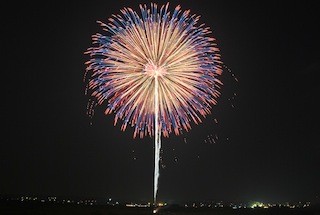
<box><xmin>157</xmin><ymin>202</ymin><xmax>164</xmax><ymax>207</ymax></box>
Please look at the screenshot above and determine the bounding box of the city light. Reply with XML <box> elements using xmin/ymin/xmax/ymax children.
<box><xmin>0</xmin><ymin>195</ymin><xmax>314</xmax><ymax>211</ymax></box>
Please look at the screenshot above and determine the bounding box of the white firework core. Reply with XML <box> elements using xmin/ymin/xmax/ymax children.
<box><xmin>145</xmin><ymin>62</ymin><xmax>167</xmax><ymax>77</ymax></box>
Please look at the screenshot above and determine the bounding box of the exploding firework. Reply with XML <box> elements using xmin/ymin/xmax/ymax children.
<box><xmin>84</xmin><ymin>2</ymin><xmax>222</xmax><ymax>205</ymax></box>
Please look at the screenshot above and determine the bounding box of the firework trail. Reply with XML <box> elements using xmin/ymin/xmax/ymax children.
<box><xmin>84</xmin><ymin>2</ymin><xmax>222</xmax><ymax>205</ymax></box>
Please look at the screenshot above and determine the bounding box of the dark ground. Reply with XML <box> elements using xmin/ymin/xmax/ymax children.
<box><xmin>1</xmin><ymin>202</ymin><xmax>320</xmax><ymax>215</ymax></box>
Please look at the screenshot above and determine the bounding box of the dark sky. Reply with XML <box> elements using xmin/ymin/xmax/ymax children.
<box><xmin>1</xmin><ymin>0</ymin><xmax>319</xmax><ymax>204</ymax></box>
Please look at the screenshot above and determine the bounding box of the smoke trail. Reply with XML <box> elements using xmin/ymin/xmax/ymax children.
<box><xmin>154</xmin><ymin>75</ymin><xmax>161</xmax><ymax>205</ymax></box>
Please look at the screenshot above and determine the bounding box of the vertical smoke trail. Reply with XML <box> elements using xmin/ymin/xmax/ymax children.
<box><xmin>154</xmin><ymin>75</ymin><xmax>161</xmax><ymax>205</ymax></box>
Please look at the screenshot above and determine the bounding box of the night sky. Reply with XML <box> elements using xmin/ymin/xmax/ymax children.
<box><xmin>2</xmin><ymin>0</ymin><xmax>319</xmax><ymax>204</ymax></box>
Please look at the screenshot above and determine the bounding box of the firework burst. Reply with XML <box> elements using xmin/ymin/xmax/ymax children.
<box><xmin>84</xmin><ymin>2</ymin><xmax>223</xmax><ymax>139</ymax></box>
<box><xmin>84</xmin><ymin>2</ymin><xmax>223</xmax><ymax>205</ymax></box>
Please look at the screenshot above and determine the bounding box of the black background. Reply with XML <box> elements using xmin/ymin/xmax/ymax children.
<box><xmin>1</xmin><ymin>0</ymin><xmax>319</xmax><ymax>204</ymax></box>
